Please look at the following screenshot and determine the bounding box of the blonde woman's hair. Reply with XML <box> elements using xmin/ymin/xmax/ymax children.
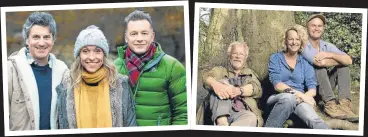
<box><xmin>70</xmin><ymin>57</ymin><xmax>118</xmax><ymax>88</ymax></box>
<box><xmin>282</xmin><ymin>24</ymin><xmax>308</xmax><ymax>53</ymax></box>
<box><xmin>227</xmin><ymin>41</ymin><xmax>249</xmax><ymax>59</ymax></box>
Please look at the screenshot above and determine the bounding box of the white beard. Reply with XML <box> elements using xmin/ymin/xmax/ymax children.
<box><xmin>230</xmin><ymin>61</ymin><xmax>244</xmax><ymax>70</ymax></box>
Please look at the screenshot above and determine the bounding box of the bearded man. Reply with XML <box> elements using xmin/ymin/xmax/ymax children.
<box><xmin>202</xmin><ymin>41</ymin><xmax>263</xmax><ymax>127</ymax></box>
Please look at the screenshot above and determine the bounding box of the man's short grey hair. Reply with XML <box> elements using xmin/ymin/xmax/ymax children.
<box><xmin>22</xmin><ymin>11</ymin><xmax>57</xmax><ymax>47</ymax></box>
<box><xmin>227</xmin><ymin>41</ymin><xmax>249</xmax><ymax>59</ymax></box>
<box><xmin>124</xmin><ymin>10</ymin><xmax>153</xmax><ymax>31</ymax></box>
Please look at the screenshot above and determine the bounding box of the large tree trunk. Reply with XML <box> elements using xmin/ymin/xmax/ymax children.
<box><xmin>197</xmin><ymin>9</ymin><xmax>295</xmax><ymax>112</ymax></box>
<box><xmin>203</xmin><ymin>8</ymin><xmax>229</xmax><ymax>60</ymax></box>
<box><xmin>229</xmin><ymin>9</ymin><xmax>295</xmax><ymax>80</ymax></box>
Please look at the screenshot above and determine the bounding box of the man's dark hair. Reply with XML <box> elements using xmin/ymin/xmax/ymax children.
<box><xmin>124</xmin><ymin>10</ymin><xmax>153</xmax><ymax>31</ymax></box>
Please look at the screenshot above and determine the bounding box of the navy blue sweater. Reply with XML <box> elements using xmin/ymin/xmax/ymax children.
<box><xmin>31</xmin><ymin>63</ymin><xmax>52</xmax><ymax>130</ymax></box>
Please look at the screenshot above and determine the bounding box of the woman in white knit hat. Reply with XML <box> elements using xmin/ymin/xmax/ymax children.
<box><xmin>56</xmin><ymin>25</ymin><xmax>137</xmax><ymax>128</ymax></box>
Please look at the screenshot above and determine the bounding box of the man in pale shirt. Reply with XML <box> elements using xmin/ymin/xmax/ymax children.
<box><xmin>301</xmin><ymin>14</ymin><xmax>358</xmax><ymax>122</ymax></box>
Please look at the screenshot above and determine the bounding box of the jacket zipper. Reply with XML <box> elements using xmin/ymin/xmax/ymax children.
<box><xmin>133</xmin><ymin>75</ymin><xmax>141</xmax><ymax>98</ymax></box>
<box><xmin>157</xmin><ymin>113</ymin><xmax>163</xmax><ymax>126</ymax></box>
<box><xmin>123</xmin><ymin>56</ymin><xmax>161</xmax><ymax>99</ymax></box>
<box><xmin>120</xmin><ymin>47</ymin><xmax>166</xmax><ymax>124</ymax></box>
<box><xmin>133</xmin><ymin>63</ymin><xmax>153</xmax><ymax>98</ymax></box>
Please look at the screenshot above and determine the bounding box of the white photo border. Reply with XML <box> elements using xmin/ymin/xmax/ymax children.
<box><xmin>191</xmin><ymin>2</ymin><xmax>367</xmax><ymax>136</ymax></box>
<box><xmin>1</xmin><ymin>0</ymin><xmax>191</xmax><ymax>136</ymax></box>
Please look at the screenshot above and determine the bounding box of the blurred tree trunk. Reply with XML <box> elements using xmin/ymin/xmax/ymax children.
<box><xmin>241</xmin><ymin>10</ymin><xmax>295</xmax><ymax>80</ymax></box>
<box><xmin>204</xmin><ymin>8</ymin><xmax>229</xmax><ymax>58</ymax></box>
<box><xmin>203</xmin><ymin>9</ymin><xmax>295</xmax><ymax>80</ymax></box>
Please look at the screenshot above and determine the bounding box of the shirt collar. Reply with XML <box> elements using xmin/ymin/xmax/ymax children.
<box><xmin>279</xmin><ymin>52</ymin><xmax>302</xmax><ymax>67</ymax></box>
<box><xmin>319</xmin><ymin>40</ymin><xmax>328</xmax><ymax>51</ymax></box>
<box><xmin>25</xmin><ymin>47</ymin><xmax>54</xmax><ymax>68</ymax></box>
<box><xmin>307</xmin><ymin>39</ymin><xmax>327</xmax><ymax>51</ymax></box>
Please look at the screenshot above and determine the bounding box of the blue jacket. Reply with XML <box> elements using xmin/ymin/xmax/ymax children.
<box><xmin>268</xmin><ymin>52</ymin><xmax>317</xmax><ymax>92</ymax></box>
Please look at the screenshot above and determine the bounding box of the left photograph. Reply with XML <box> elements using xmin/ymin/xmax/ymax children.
<box><xmin>1</xmin><ymin>1</ymin><xmax>191</xmax><ymax>136</ymax></box>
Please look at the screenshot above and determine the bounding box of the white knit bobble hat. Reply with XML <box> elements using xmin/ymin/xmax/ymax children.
<box><xmin>74</xmin><ymin>25</ymin><xmax>109</xmax><ymax>58</ymax></box>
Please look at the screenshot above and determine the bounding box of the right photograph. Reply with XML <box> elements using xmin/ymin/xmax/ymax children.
<box><xmin>192</xmin><ymin>3</ymin><xmax>366</xmax><ymax>135</ymax></box>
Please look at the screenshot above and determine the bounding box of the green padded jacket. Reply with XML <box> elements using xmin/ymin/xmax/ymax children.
<box><xmin>114</xmin><ymin>42</ymin><xmax>187</xmax><ymax>126</ymax></box>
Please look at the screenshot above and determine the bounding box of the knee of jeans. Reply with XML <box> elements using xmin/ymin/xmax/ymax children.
<box><xmin>298</xmin><ymin>104</ymin><xmax>321</xmax><ymax>119</ymax></box>
<box><xmin>278</xmin><ymin>93</ymin><xmax>297</xmax><ymax>106</ymax></box>
<box><xmin>305</xmin><ymin>114</ymin><xmax>324</xmax><ymax>124</ymax></box>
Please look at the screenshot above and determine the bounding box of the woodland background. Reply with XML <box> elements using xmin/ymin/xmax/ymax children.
<box><xmin>6</xmin><ymin>6</ymin><xmax>186</xmax><ymax>67</ymax></box>
<box><xmin>196</xmin><ymin>8</ymin><xmax>362</xmax><ymax>128</ymax></box>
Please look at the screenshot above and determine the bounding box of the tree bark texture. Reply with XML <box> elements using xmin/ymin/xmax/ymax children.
<box><xmin>197</xmin><ymin>9</ymin><xmax>295</xmax><ymax>110</ymax></box>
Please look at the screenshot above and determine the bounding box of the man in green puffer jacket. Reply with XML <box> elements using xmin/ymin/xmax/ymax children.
<box><xmin>114</xmin><ymin>10</ymin><xmax>187</xmax><ymax>126</ymax></box>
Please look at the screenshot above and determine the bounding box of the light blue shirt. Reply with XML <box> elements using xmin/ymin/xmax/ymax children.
<box><xmin>25</xmin><ymin>47</ymin><xmax>54</xmax><ymax>68</ymax></box>
<box><xmin>268</xmin><ymin>52</ymin><xmax>317</xmax><ymax>92</ymax></box>
<box><xmin>301</xmin><ymin>40</ymin><xmax>346</xmax><ymax>64</ymax></box>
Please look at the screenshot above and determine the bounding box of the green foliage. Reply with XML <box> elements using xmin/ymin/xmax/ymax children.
<box><xmin>295</xmin><ymin>11</ymin><xmax>362</xmax><ymax>84</ymax></box>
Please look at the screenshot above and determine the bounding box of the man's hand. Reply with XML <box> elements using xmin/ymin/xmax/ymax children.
<box><xmin>220</xmin><ymin>82</ymin><xmax>241</xmax><ymax>99</ymax></box>
<box><xmin>228</xmin><ymin>85</ymin><xmax>241</xmax><ymax>98</ymax></box>
<box><xmin>314</xmin><ymin>52</ymin><xmax>332</xmax><ymax>62</ymax></box>
<box><xmin>211</xmin><ymin>82</ymin><xmax>232</xmax><ymax>100</ymax></box>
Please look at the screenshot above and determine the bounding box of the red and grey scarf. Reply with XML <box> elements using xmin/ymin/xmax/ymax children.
<box><xmin>125</xmin><ymin>43</ymin><xmax>156</xmax><ymax>87</ymax></box>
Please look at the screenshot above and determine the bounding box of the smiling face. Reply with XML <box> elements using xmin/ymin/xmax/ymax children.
<box><xmin>307</xmin><ymin>17</ymin><xmax>324</xmax><ymax>40</ymax></box>
<box><xmin>80</xmin><ymin>45</ymin><xmax>104</xmax><ymax>73</ymax></box>
<box><xmin>229</xmin><ymin>45</ymin><xmax>247</xmax><ymax>70</ymax></box>
<box><xmin>125</xmin><ymin>19</ymin><xmax>155</xmax><ymax>55</ymax></box>
<box><xmin>285</xmin><ymin>29</ymin><xmax>302</xmax><ymax>54</ymax></box>
<box><xmin>26</xmin><ymin>25</ymin><xmax>54</xmax><ymax>64</ymax></box>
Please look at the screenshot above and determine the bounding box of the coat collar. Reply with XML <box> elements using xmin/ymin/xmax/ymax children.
<box><xmin>24</xmin><ymin>47</ymin><xmax>55</xmax><ymax>69</ymax></box>
<box><xmin>225</xmin><ymin>62</ymin><xmax>253</xmax><ymax>77</ymax></box>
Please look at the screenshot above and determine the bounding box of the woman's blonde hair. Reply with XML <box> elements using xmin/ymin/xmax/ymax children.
<box><xmin>282</xmin><ymin>24</ymin><xmax>308</xmax><ymax>53</ymax></box>
<box><xmin>70</xmin><ymin>57</ymin><xmax>118</xmax><ymax>88</ymax></box>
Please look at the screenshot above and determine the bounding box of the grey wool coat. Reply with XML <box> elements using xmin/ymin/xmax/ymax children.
<box><xmin>56</xmin><ymin>70</ymin><xmax>137</xmax><ymax>128</ymax></box>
